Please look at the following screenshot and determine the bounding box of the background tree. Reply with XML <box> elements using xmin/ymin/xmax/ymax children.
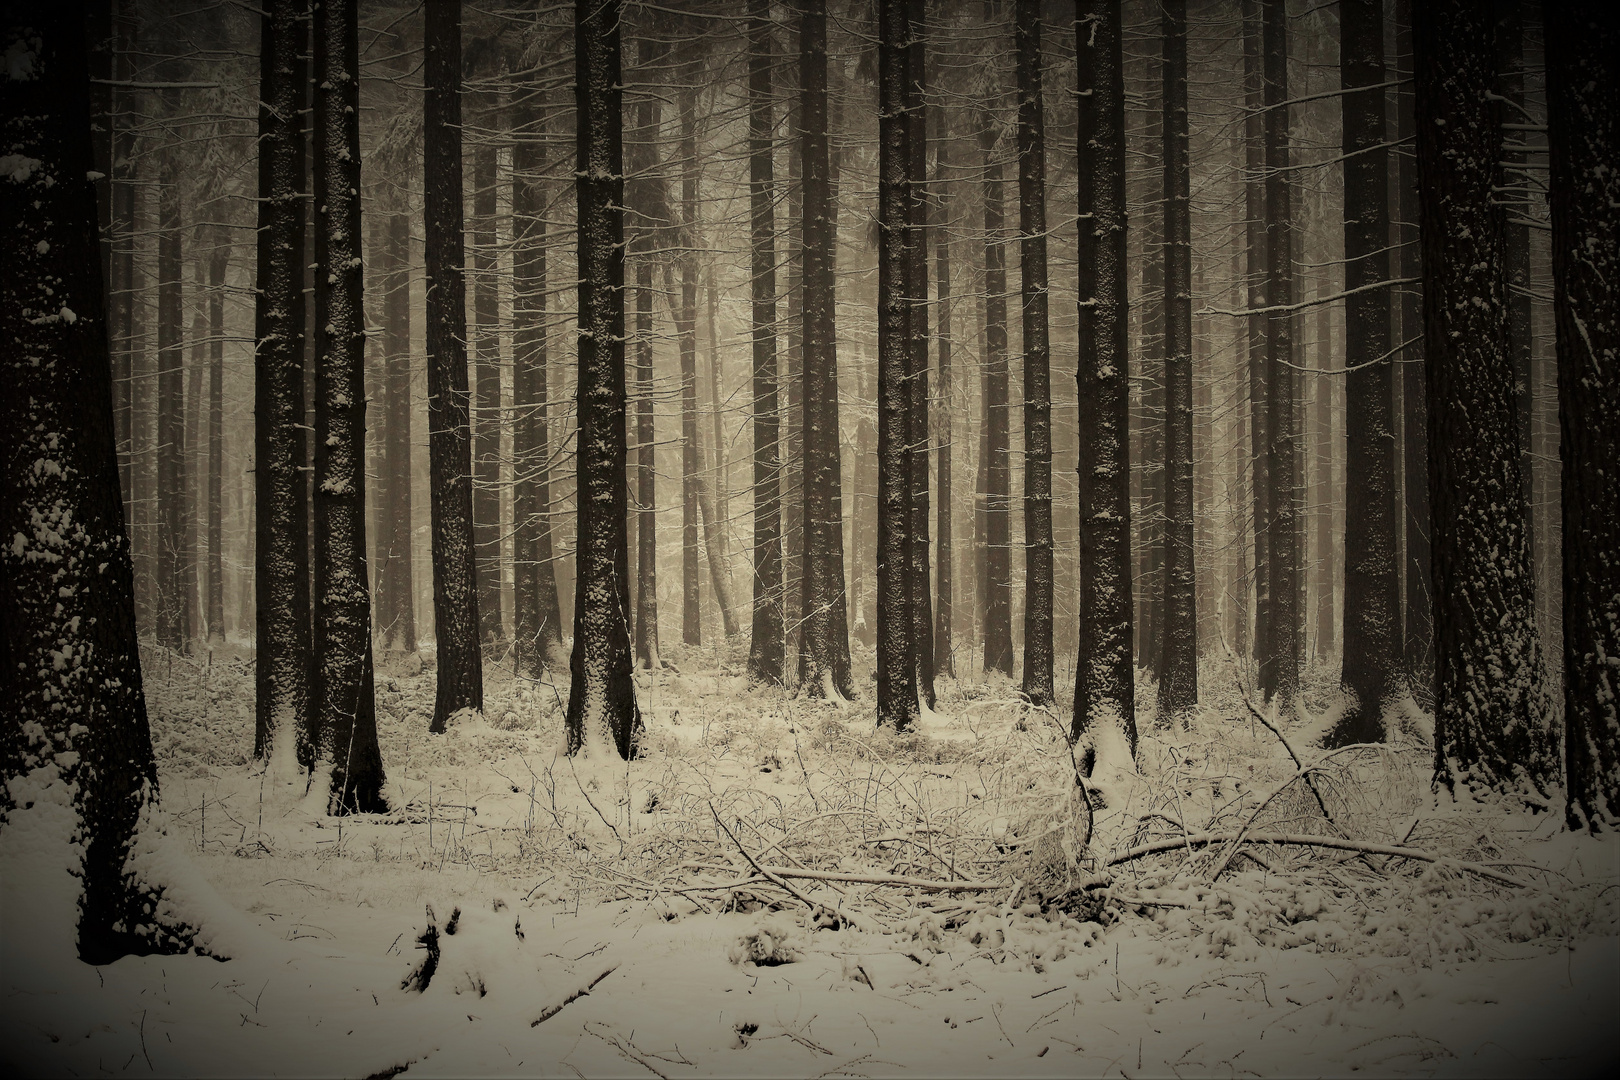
<box><xmin>905</xmin><ymin>0</ymin><xmax>934</xmax><ymax>708</ymax></box>
<box><xmin>979</xmin><ymin>110</ymin><xmax>1013</xmax><ymax>679</ymax></box>
<box><xmin>424</xmin><ymin>0</ymin><xmax>483</xmax><ymax>733</ymax></box>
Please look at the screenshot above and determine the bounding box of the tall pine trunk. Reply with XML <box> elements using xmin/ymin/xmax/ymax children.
<box><xmin>513</xmin><ymin>99</ymin><xmax>563</xmax><ymax>674</ymax></box>
<box><xmin>1259</xmin><ymin>0</ymin><xmax>1299</xmax><ymax>709</ymax></box>
<box><xmin>904</xmin><ymin>0</ymin><xmax>935</xmax><ymax>707</ymax></box>
<box><xmin>933</xmin><ymin>118</ymin><xmax>954</xmax><ymax>679</ymax></box>
<box><xmin>424</xmin><ymin>0</ymin><xmax>483</xmax><ymax>732</ymax></box>
<box><xmin>472</xmin><ymin>140</ymin><xmax>504</xmax><ymax>646</ymax></box>
<box><xmin>1156</xmin><ymin>0</ymin><xmax>1197</xmax><ymax>721</ymax></box>
<box><xmin>155</xmin><ymin>165</ymin><xmax>186</xmax><ymax>653</ymax></box>
<box><xmin>630</xmin><ymin>38</ymin><xmax>664</xmax><ymax>669</ymax></box>
<box><xmin>1414</xmin><ymin>0</ymin><xmax>1550</xmax><ymax>796</ymax></box>
<box><xmin>746</xmin><ymin>0</ymin><xmax>784</xmax><ymax>686</ymax></box>
<box><xmin>877</xmin><ymin>0</ymin><xmax>918</xmax><ymax>727</ymax></box>
<box><xmin>1242</xmin><ymin>0</ymin><xmax>1269</xmax><ymax>676</ymax></box>
<box><xmin>567</xmin><ymin>0</ymin><xmax>641</xmax><ymax>758</ymax></box>
<box><xmin>980</xmin><ymin>114</ymin><xmax>1014</xmax><ymax>678</ymax></box>
<box><xmin>1328</xmin><ymin>0</ymin><xmax>1401</xmax><ymax>746</ymax></box>
<box><xmin>1546</xmin><ymin>2</ymin><xmax>1619</xmax><ymax>829</ymax></box>
<box><xmin>254</xmin><ymin>0</ymin><xmax>311</xmax><ymax>766</ymax></box>
<box><xmin>1015</xmin><ymin>0</ymin><xmax>1054</xmax><ymax>708</ymax></box>
<box><xmin>206</xmin><ymin>242</ymin><xmax>226</xmax><ymax>642</ymax></box>
<box><xmin>381</xmin><ymin>212</ymin><xmax>417</xmax><ymax>653</ymax></box>
<box><xmin>311</xmin><ymin>0</ymin><xmax>384</xmax><ymax>813</ymax></box>
<box><xmin>679</xmin><ymin>76</ymin><xmax>703</xmax><ymax>648</ymax></box>
<box><xmin>799</xmin><ymin>0</ymin><xmax>854</xmax><ymax>698</ymax></box>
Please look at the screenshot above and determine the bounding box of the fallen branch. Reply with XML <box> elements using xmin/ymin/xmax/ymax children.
<box><xmin>709</xmin><ymin>803</ymin><xmax>879</xmax><ymax>932</ymax></box>
<box><xmin>530</xmin><ymin>965</ymin><xmax>618</xmax><ymax>1027</ymax></box>
<box><xmin>688</xmin><ymin>859</ymin><xmax>1003</xmax><ymax>893</ymax></box>
<box><xmin>1106</xmin><ymin>832</ymin><xmax>1537</xmax><ymax>890</ymax></box>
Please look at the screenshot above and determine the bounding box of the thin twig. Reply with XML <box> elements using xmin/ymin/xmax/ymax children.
<box><xmin>530</xmin><ymin>965</ymin><xmax>619</xmax><ymax>1027</ymax></box>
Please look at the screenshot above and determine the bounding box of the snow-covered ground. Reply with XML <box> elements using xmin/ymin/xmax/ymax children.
<box><xmin>5</xmin><ymin>641</ymin><xmax>1617</xmax><ymax>1078</ymax></box>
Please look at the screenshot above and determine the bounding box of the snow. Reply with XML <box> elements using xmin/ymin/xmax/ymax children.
<box><xmin>3</xmin><ymin>644</ymin><xmax>1617</xmax><ymax>1077</ymax></box>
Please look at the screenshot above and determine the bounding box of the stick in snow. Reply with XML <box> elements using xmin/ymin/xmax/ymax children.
<box><xmin>530</xmin><ymin>965</ymin><xmax>618</xmax><ymax>1027</ymax></box>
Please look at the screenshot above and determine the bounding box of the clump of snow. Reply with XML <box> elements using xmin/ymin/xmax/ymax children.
<box><xmin>728</xmin><ymin>914</ymin><xmax>805</xmax><ymax>966</ymax></box>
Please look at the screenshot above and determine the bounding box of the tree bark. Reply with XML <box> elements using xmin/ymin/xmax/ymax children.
<box><xmin>311</xmin><ymin>0</ymin><xmax>385</xmax><ymax>813</ymax></box>
<box><xmin>903</xmin><ymin>0</ymin><xmax>935</xmax><ymax>708</ymax></box>
<box><xmin>1413</xmin><ymin>0</ymin><xmax>1551</xmax><ymax>796</ymax></box>
<box><xmin>471</xmin><ymin>139</ymin><xmax>504</xmax><ymax>647</ymax></box>
<box><xmin>380</xmin><ymin>211</ymin><xmax>417</xmax><ymax>653</ymax></box>
<box><xmin>1074</xmin><ymin>0</ymin><xmax>1137</xmax><ymax>768</ymax></box>
<box><xmin>980</xmin><ymin>113</ymin><xmax>1014</xmax><ymax>679</ymax></box>
<box><xmin>1328</xmin><ymin>0</ymin><xmax>1401</xmax><ymax>746</ymax></box>
<box><xmin>1546</xmin><ymin>2</ymin><xmax>1620</xmax><ymax>829</ymax></box>
<box><xmin>1494</xmin><ymin>2</ymin><xmax>1535</xmax><ymax>546</ymax></box>
<box><xmin>1156</xmin><ymin>0</ymin><xmax>1196</xmax><ymax>722</ymax></box>
<box><xmin>678</xmin><ymin>74</ymin><xmax>703</xmax><ymax>648</ymax></box>
<box><xmin>933</xmin><ymin>113</ymin><xmax>954</xmax><ymax>680</ymax></box>
<box><xmin>1259</xmin><ymin>0</ymin><xmax>1299</xmax><ymax>709</ymax></box>
<box><xmin>424</xmin><ymin>0</ymin><xmax>483</xmax><ymax>732</ymax></box>
<box><xmin>1242</xmin><ymin>0</ymin><xmax>1269</xmax><ymax>676</ymax></box>
<box><xmin>877</xmin><ymin>0</ymin><xmax>918</xmax><ymax>727</ymax></box>
<box><xmin>568</xmin><ymin>0</ymin><xmax>641</xmax><ymax>758</ymax></box>
<box><xmin>254</xmin><ymin>0</ymin><xmax>311</xmax><ymax>766</ymax></box>
<box><xmin>1014</xmin><ymin>0</ymin><xmax>1053</xmax><ymax>708</ymax></box>
<box><xmin>1</xmin><ymin>10</ymin><xmax>185</xmax><ymax>963</ymax></box>
<box><xmin>747</xmin><ymin>0</ymin><xmax>784</xmax><ymax>686</ymax></box>
<box><xmin>206</xmin><ymin>240</ymin><xmax>226</xmax><ymax>642</ymax></box>
<box><xmin>155</xmin><ymin>164</ymin><xmax>186</xmax><ymax>653</ymax></box>
<box><xmin>628</xmin><ymin>38</ymin><xmax>664</xmax><ymax>669</ymax></box>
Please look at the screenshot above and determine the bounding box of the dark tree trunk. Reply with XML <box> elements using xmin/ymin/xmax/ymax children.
<box><xmin>747</xmin><ymin>0</ymin><xmax>784</xmax><ymax>686</ymax></box>
<box><xmin>629</xmin><ymin>38</ymin><xmax>664</xmax><ymax>670</ymax></box>
<box><xmin>472</xmin><ymin>140</ymin><xmax>504</xmax><ymax>647</ymax></box>
<box><xmin>1494</xmin><ymin>2</ymin><xmax>1534</xmax><ymax>541</ymax></box>
<box><xmin>1</xmin><ymin>10</ymin><xmax>186</xmax><ymax>964</ymax></box>
<box><xmin>568</xmin><ymin>0</ymin><xmax>641</xmax><ymax>758</ymax></box>
<box><xmin>1242</xmin><ymin>0</ymin><xmax>1270</xmax><ymax>675</ymax></box>
<box><xmin>1074</xmin><ymin>0</ymin><xmax>1137</xmax><ymax>767</ymax></box>
<box><xmin>254</xmin><ymin>0</ymin><xmax>312</xmax><ymax>766</ymax></box>
<box><xmin>185</xmin><ymin>254</ymin><xmax>203</xmax><ymax>647</ymax></box>
<box><xmin>933</xmin><ymin>117</ymin><xmax>954</xmax><ymax>680</ymax></box>
<box><xmin>111</xmin><ymin>0</ymin><xmax>136</xmax><ymax>542</ymax></box>
<box><xmin>679</xmin><ymin>76</ymin><xmax>702</xmax><ymax>648</ymax></box>
<box><xmin>1015</xmin><ymin>0</ymin><xmax>1054</xmax><ymax>708</ymax></box>
<box><xmin>799</xmin><ymin>0</ymin><xmax>853</xmax><ymax>698</ymax></box>
<box><xmin>381</xmin><ymin>211</ymin><xmax>417</xmax><ymax>653</ymax></box>
<box><xmin>310</xmin><ymin>0</ymin><xmax>384</xmax><ymax>813</ymax></box>
<box><xmin>1328</xmin><ymin>0</ymin><xmax>1401</xmax><ymax>746</ymax></box>
<box><xmin>155</xmin><ymin>166</ymin><xmax>186</xmax><ymax>653</ymax></box>
<box><xmin>206</xmin><ymin>242</ymin><xmax>226</xmax><ymax>642</ymax></box>
<box><xmin>1157</xmin><ymin>0</ymin><xmax>1196</xmax><ymax>722</ymax></box>
<box><xmin>1414</xmin><ymin>0</ymin><xmax>1551</xmax><ymax>796</ymax></box>
<box><xmin>782</xmin><ymin>94</ymin><xmax>804</xmax><ymax>688</ymax></box>
<box><xmin>904</xmin><ymin>0</ymin><xmax>935</xmax><ymax>707</ymax></box>
<box><xmin>1546</xmin><ymin>2</ymin><xmax>1620</xmax><ymax>829</ymax></box>
<box><xmin>877</xmin><ymin>0</ymin><xmax>918</xmax><ymax>727</ymax></box>
<box><xmin>424</xmin><ymin>0</ymin><xmax>483</xmax><ymax>732</ymax></box>
<box><xmin>1394</xmin><ymin>0</ymin><xmax>1433</xmax><ymax>702</ymax></box>
<box><xmin>980</xmin><ymin>115</ymin><xmax>1014</xmax><ymax>679</ymax></box>
<box><xmin>513</xmin><ymin>103</ymin><xmax>562</xmax><ymax>675</ymax></box>
<box><xmin>1259</xmin><ymin>0</ymin><xmax>1299</xmax><ymax>709</ymax></box>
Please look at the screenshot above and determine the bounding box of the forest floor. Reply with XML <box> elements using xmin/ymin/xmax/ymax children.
<box><xmin>4</xmin><ymin>638</ymin><xmax>1618</xmax><ymax>1078</ymax></box>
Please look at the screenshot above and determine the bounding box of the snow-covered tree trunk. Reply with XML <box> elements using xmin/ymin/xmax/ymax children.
<box><xmin>904</xmin><ymin>0</ymin><xmax>935</xmax><ymax>709</ymax></box>
<box><xmin>1546</xmin><ymin>2</ymin><xmax>1620</xmax><ymax>829</ymax></box>
<box><xmin>933</xmin><ymin>121</ymin><xmax>955</xmax><ymax>681</ymax></box>
<box><xmin>628</xmin><ymin>38</ymin><xmax>663</xmax><ymax>670</ymax></box>
<box><xmin>1</xmin><ymin>9</ymin><xmax>187</xmax><ymax>963</ymax></box>
<box><xmin>800</xmin><ymin>0</ymin><xmax>854</xmax><ymax>699</ymax></box>
<box><xmin>155</xmin><ymin>164</ymin><xmax>187</xmax><ymax>653</ymax></box>
<box><xmin>1259</xmin><ymin>0</ymin><xmax>1299</xmax><ymax>709</ymax></box>
<box><xmin>746</xmin><ymin>0</ymin><xmax>784</xmax><ymax>688</ymax></box>
<box><xmin>310</xmin><ymin>0</ymin><xmax>385</xmax><ymax>813</ymax></box>
<box><xmin>1157</xmin><ymin>0</ymin><xmax>1197</xmax><ymax>723</ymax></box>
<box><xmin>567</xmin><ymin>0</ymin><xmax>641</xmax><ymax>759</ymax></box>
<box><xmin>1414</xmin><ymin>0</ymin><xmax>1551</xmax><ymax>797</ymax></box>
<box><xmin>512</xmin><ymin>100</ymin><xmax>562</xmax><ymax>677</ymax></box>
<box><xmin>380</xmin><ymin>210</ymin><xmax>417</xmax><ymax>654</ymax></box>
<box><xmin>980</xmin><ymin>113</ymin><xmax>1014</xmax><ymax>680</ymax></box>
<box><xmin>1328</xmin><ymin>0</ymin><xmax>1401</xmax><ymax>746</ymax></box>
<box><xmin>679</xmin><ymin>76</ymin><xmax>703</xmax><ymax>649</ymax></box>
<box><xmin>1241</xmin><ymin>0</ymin><xmax>1270</xmax><ymax>677</ymax></box>
<box><xmin>424</xmin><ymin>0</ymin><xmax>483</xmax><ymax>733</ymax></box>
<box><xmin>472</xmin><ymin>140</ymin><xmax>504</xmax><ymax>648</ymax></box>
<box><xmin>1074</xmin><ymin>0</ymin><xmax>1137</xmax><ymax>768</ymax></box>
<box><xmin>876</xmin><ymin>0</ymin><xmax>918</xmax><ymax>728</ymax></box>
<box><xmin>206</xmin><ymin>243</ymin><xmax>226</xmax><ymax>643</ymax></box>
<box><xmin>253</xmin><ymin>0</ymin><xmax>312</xmax><ymax>767</ymax></box>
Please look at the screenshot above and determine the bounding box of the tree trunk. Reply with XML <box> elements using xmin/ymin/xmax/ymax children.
<box><xmin>424</xmin><ymin>0</ymin><xmax>483</xmax><ymax>732</ymax></box>
<box><xmin>1157</xmin><ymin>0</ymin><xmax>1196</xmax><ymax>722</ymax></box>
<box><xmin>1328</xmin><ymin>0</ymin><xmax>1401</xmax><ymax>746</ymax></box>
<box><xmin>1494</xmin><ymin>2</ymin><xmax>1534</xmax><ymax>548</ymax></box>
<box><xmin>629</xmin><ymin>38</ymin><xmax>664</xmax><ymax>669</ymax></box>
<box><xmin>185</xmin><ymin>246</ymin><xmax>204</xmax><ymax>646</ymax></box>
<box><xmin>933</xmin><ymin>116</ymin><xmax>955</xmax><ymax>680</ymax></box>
<box><xmin>311</xmin><ymin>0</ymin><xmax>385</xmax><ymax>813</ymax></box>
<box><xmin>903</xmin><ymin>0</ymin><xmax>935</xmax><ymax>708</ymax></box>
<box><xmin>747</xmin><ymin>0</ymin><xmax>784</xmax><ymax>686</ymax></box>
<box><xmin>877</xmin><ymin>0</ymin><xmax>918</xmax><ymax>727</ymax></box>
<box><xmin>472</xmin><ymin>140</ymin><xmax>504</xmax><ymax>647</ymax></box>
<box><xmin>679</xmin><ymin>75</ymin><xmax>703</xmax><ymax>648</ymax></box>
<box><xmin>513</xmin><ymin>102</ymin><xmax>564</xmax><ymax>675</ymax></box>
<box><xmin>206</xmin><ymin>241</ymin><xmax>226</xmax><ymax>642</ymax></box>
<box><xmin>1014</xmin><ymin>0</ymin><xmax>1054</xmax><ymax>708</ymax></box>
<box><xmin>1413</xmin><ymin>0</ymin><xmax>1551</xmax><ymax>796</ymax></box>
<box><xmin>111</xmin><ymin>0</ymin><xmax>136</xmax><ymax>554</ymax></box>
<box><xmin>155</xmin><ymin>165</ymin><xmax>186</xmax><ymax>653</ymax></box>
<box><xmin>1394</xmin><ymin>0</ymin><xmax>1432</xmax><ymax>703</ymax></box>
<box><xmin>1259</xmin><ymin>0</ymin><xmax>1299</xmax><ymax>709</ymax></box>
<box><xmin>1</xmin><ymin>10</ymin><xmax>187</xmax><ymax>964</ymax></box>
<box><xmin>1242</xmin><ymin>0</ymin><xmax>1270</xmax><ymax>676</ymax></box>
<box><xmin>567</xmin><ymin>0</ymin><xmax>641</xmax><ymax>759</ymax></box>
<box><xmin>381</xmin><ymin>211</ymin><xmax>418</xmax><ymax>653</ymax></box>
<box><xmin>799</xmin><ymin>0</ymin><xmax>854</xmax><ymax>698</ymax></box>
<box><xmin>980</xmin><ymin>114</ymin><xmax>1014</xmax><ymax>679</ymax></box>
<box><xmin>254</xmin><ymin>0</ymin><xmax>312</xmax><ymax>766</ymax></box>
<box><xmin>1545</xmin><ymin>2</ymin><xmax>1619</xmax><ymax>829</ymax></box>
<box><xmin>1074</xmin><ymin>0</ymin><xmax>1137</xmax><ymax>768</ymax></box>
